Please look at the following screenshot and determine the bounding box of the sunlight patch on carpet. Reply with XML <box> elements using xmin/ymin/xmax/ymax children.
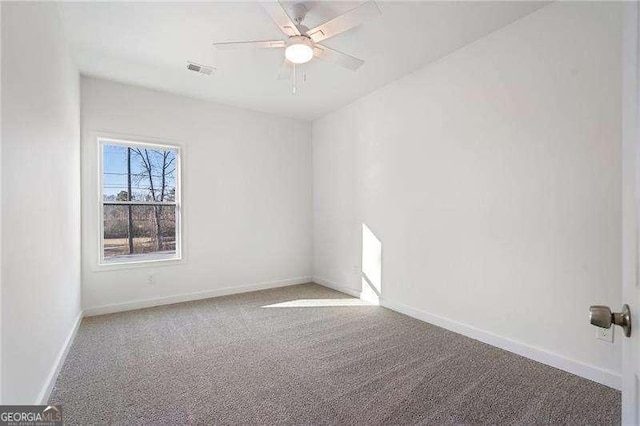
<box><xmin>261</xmin><ymin>298</ymin><xmax>373</xmax><ymax>308</ymax></box>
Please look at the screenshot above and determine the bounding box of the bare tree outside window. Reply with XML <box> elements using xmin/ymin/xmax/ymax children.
<box><xmin>101</xmin><ymin>140</ymin><xmax>180</xmax><ymax>263</ymax></box>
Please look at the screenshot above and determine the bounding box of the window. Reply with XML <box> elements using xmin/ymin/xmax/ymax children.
<box><xmin>99</xmin><ymin>138</ymin><xmax>181</xmax><ymax>265</ymax></box>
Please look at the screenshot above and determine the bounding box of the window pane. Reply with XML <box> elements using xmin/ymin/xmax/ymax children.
<box><xmin>103</xmin><ymin>204</ymin><xmax>177</xmax><ymax>261</ymax></box>
<box><xmin>103</xmin><ymin>144</ymin><xmax>177</xmax><ymax>202</ymax></box>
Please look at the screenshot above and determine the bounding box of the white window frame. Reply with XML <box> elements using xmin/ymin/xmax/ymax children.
<box><xmin>98</xmin><ymin>137</ymin><xmax>183</xmax><ymax>267</ymax></box>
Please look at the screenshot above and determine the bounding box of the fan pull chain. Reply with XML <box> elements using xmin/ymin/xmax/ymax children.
<box><xmin>292</xmin><ymin>63</ymin><xmax>297</xmax><ymax>95</ymax></box>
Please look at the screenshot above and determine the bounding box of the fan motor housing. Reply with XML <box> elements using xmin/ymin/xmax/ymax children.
<box><xmin>290</xmin><ymin>3</ymin><xmax>309</xmax><ymax>25</ymax></box>
<box><xmin>287</xmin><ymin>35</ymin><xmax>313</xmax><ymax>48</ymax></box>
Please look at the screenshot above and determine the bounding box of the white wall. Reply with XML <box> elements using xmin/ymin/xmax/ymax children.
<box><xmin>313</xmin><ymin>1</ymin><xmax>623</xmax><ymax>387</ymax></box>
<box><xmin>81</xmin><ymin>77</ymin><xmax>312</xmax><ymax>313</ymax></box>
<box><xmin>1</xmin><ymin>3</ymin><xmax>81</xmax><ymax>403</ymax></box>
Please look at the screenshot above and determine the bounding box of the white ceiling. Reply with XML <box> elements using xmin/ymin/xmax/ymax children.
<box><xmin>59</xmin><ymin>1</ymin><xmax>548</xmax><ymax>121</ymax></box>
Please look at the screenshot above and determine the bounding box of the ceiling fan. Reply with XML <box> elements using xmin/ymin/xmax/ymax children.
<box><xmin>212</xmin><ymin>0</ymin><xmax>381</xmax><ymax>82</ymax></box>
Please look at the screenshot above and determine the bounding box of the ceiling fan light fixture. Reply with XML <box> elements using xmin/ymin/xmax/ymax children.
<box><xmin>285</xmin><ymin>36</ymin><xmax>314</xmax><ymax>64</ymax></box>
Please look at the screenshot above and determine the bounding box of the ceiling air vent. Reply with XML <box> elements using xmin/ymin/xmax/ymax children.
<box><xmin>187</xmin><ymin>61</ymin><xmax>215</xmax><ymax>76</ymax></box>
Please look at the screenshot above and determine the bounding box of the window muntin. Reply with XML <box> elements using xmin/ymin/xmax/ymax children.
<box><xmin>100</xmin><ymin>139</ymin><xmax>181</xmax><ymax>265</ymax></box>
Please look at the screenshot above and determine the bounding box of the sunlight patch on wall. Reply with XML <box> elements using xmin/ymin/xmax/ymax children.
<box><xmin>361</xmin><ymin>223</ymin><xmax>382</xmax><ymax>304</ymax></box>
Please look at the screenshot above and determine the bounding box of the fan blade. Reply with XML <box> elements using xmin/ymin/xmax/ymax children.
<box><xmin>313</xmin><ymin>45</ymin><xmax>364</xmax><ymax>71</ymax></box>
<box><xmin>213</xmin><ymin>40</ymin><xmax>285</xmax><ymax>50</ymax></box>
<box><xmin>259</xmin><ymin>1</ymin><xmax>301</xmax><ymax>37</ymax></box>
<box><xmin>278</xmin><ymin>60</ymin><xmax>293</xmax><ymax>80</ymax></box>
<box><xmin>306</xmin><ymin>0</ymin><xmax>380</xmax><ymax>43</ymax></box>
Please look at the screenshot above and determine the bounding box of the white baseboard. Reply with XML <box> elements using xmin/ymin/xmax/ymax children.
<box><xmin>312</xmin><ymin>276</ymin><xmax>362</xmax><ymax>298</ymax></box>
<box><xmin>83</xmin><ymin>276</ymin><xmax>313</xmax><ymax>317</ymax></box>
<box><xmin>37</xmin><ymin>311</ymin><xmax>83</xmax><ymax>404</ymax></box>
<box><xmin>380</xmin><ymin>297</ymin><xmax>621</xmax><ymax>391</ymax></box>
<box><xmin>312</xmin><ymin>278</ymin><xmax>621</xmax><ymax>391</ymax></box>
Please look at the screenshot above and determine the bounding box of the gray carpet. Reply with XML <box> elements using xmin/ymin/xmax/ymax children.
<box><xmin>50</xmin><ymin>283</ymin><xmax>621</xmax><ymax>424</ymax></box>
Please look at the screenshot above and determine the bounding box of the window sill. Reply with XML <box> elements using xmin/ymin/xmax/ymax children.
<box><xmin>94</xmin><ymin>253</ymin><xmax>185</xmax><ymax>272</ymax></box>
